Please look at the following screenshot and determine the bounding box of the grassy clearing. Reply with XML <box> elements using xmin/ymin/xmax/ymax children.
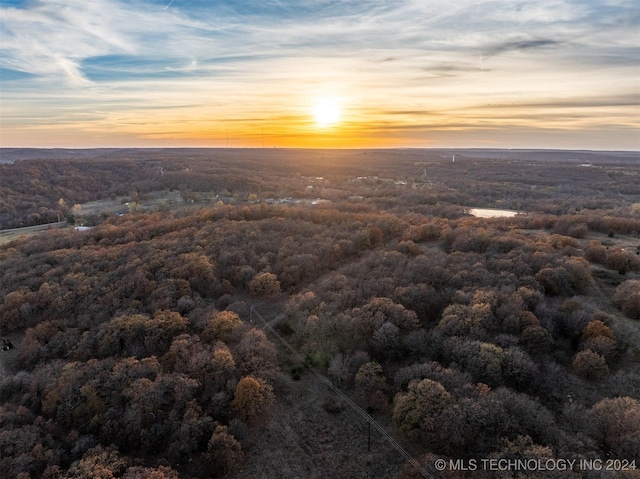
<box><xmin>77</xmin><ymin>190</ymin><xmax>183</xmax><ymax>216</ymax></box>
<box><xmin>0</xmin><ymin>222</ymin><xmax>70</xmax><ymax>245</ymax></box>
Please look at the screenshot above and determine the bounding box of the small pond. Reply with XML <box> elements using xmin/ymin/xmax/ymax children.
<box><xmin>467</xmin><ymin>208</ymin><xmax>521</xmax><ymax>218</ymax></box>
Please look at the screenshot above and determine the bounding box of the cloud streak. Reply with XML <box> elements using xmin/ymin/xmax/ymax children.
<box><xmin>0</xmin><ymin>0</ymin><xmax>638</xmax><ymax>149</ymax></box>
<box><xmin>482</xmin><ymin>38</ymin><xmax>561</xmax><ymax>57</ymax></box>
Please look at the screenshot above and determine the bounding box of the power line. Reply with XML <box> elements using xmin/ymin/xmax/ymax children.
<box><xmin>250</xmin><ymin>305</ymin><xmax>434</xmax><ymax>479</ymax></box>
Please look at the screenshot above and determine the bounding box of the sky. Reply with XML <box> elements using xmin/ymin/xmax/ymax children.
<box><xmin>0</xmin><ymin>0</ymin><xmax>639</xmax><ymax>149</ymax></box>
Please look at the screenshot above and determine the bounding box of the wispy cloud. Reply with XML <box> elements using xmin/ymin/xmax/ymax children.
<box><xmin>482</xmin><ymin>38</ymin><xmax>561</xmax><ymax>57</ymax></box>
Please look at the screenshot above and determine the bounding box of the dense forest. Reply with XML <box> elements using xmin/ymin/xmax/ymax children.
<box><xmin>1</xmin><ymin>148</ymin><xmax>639</xmax><ymax>478</ymax></box>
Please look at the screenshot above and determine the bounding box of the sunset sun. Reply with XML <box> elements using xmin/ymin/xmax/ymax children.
<box><xmin>312</xmin><ymin>98</ymin><xmax>341</xmax><ymax>128</ymax></box>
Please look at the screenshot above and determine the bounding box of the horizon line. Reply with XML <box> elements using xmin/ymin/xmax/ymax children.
<box><xmin>1</xmin><ymin>146</ymin><xmax>639</xmax><ymax>153</ymax></box>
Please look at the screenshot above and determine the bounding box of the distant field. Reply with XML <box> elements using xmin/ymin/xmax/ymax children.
<box><xmin>0</xmin><ymin>222</ymin><xmax>69</xmax><ymax>245</ymax></box>
<box><xmin>591</xmin><ymin>231</ymin><xmax>640</xmax><ymax>250</ymax></box>
<box><xmin>77</xmin><ymin>197</ymin><xmax>129</xmax><ymax>216</ymax></box>
<box><xmin>78</xmin><ymin>190</ymin><xmax>183</xmax><ymax>216</ymax></box>
<box><xmin>0</xmin><ymin>190</ymin><xmax>185</xmax><ymax>244</ymax></box>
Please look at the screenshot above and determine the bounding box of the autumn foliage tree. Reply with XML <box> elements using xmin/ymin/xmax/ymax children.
<box><xmin>612</xmin><ymin>280</ymin><xmax>640</xmax><ymax>320</ymax></box>
<box><xmin>64</xmin><ymin>445</ymin><xmax>129</xmax><ymax>479</ymax></box>
<box><xmin>230</xmin><ymin>376</ymin><xmax>275</xmax><ymax>425</ymax></box>
<box><xmin>580</xmin><ymin>319</ymin><xmax>617</xmax><ymax>361</ymax></box>
<box><xmin>122</xmin><ymin>466</ymin><xmax>181</xmax><ymax>479</ymax></box>
<box><xmin>351</xmin><ymin>297</ymin><xmax>419</xmax><ymax>341</ymax></box>
<box><xmin>393</xmin><ymin>379</ymin><xmax>454</xmax><ymax>448</ymax></box>
<box><xmin>202</xmin><ymin>310</ymin><xmax>243</xmax><ymax>343</ymax></box>
<box><xmin>165</xmin><ymin>401</ymin><xmax>213</xmax><ymax>463</ymax></box>
<box><xmin>144</xmin><ymin>310</ymin><xmax>189</xmax><ymax>356</ymax></box>
<box><xmin>572</xmin><ymin>350</ymin><xmax>609</xmax><ymax>381</ymax></box>
<box><xmin>590</xmin><ymin>396</ymin><xmax>640</xmax><ymax>459</ymax></box>
<box><xmin>233</xmin><ymin>328</ymin><xmax>278</xmax><ymax>379</ymax></box>
<box><xmin>249</xmin><ymin>272</ymin><xmax>281</xmax><ymax>297</ymax></box>
<box><xmin>205</xmin><ymin>425</ymin><xmax>244</xmax><ymax>477</ymax></box>
<box><xmin>354</xmin><ymin>361</ymin><xmax>388</xmax><ymax>412</ymax></box>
